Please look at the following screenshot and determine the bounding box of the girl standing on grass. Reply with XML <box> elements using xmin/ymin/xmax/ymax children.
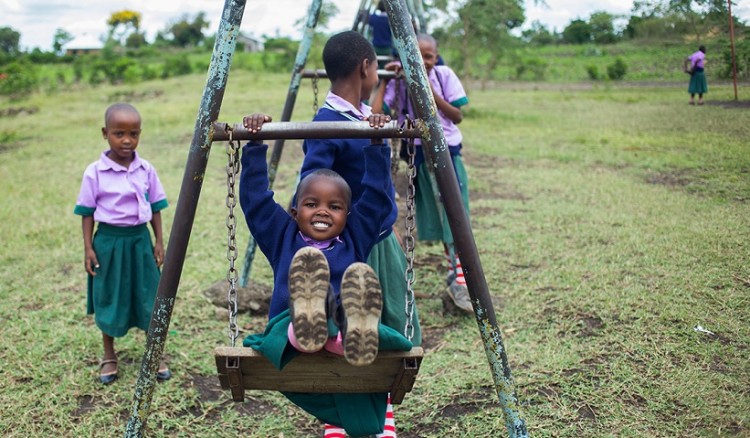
<box><xmin>74</xmin><ymin>102</ymin><xmax>172</xmax><ymax>385</ymax></box>
<box><xmin>686</xmin><ymin>45</ymin><xmax>708</xmax><ymax>105</ymax></box>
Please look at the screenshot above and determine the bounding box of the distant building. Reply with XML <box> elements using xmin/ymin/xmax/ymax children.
<box><xmin>64</xmin><ymin>34</ymin><xmax>104</xmax><ymax>56</ymax></box>
<box><xmin>236</xmin><ymin>34</ymin><xmax>263</xmax><ymax>52</ymax></box>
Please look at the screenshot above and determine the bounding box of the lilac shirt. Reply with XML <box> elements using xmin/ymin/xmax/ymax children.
<box><xmin>689</xmin><ymin>50</ymin><xmax>705</xmax><ymax>69</ymax></box>
<box><xmin>74</xmin><ymin>150</ymin><xmax>168</xmax><ymax>226</ymax></box>
<box><xmin>382</xmin><ymin>65</ymin><xmax>468</xmax><ymax>146</ymax></box>
<box><xmin>324</xmin><ymin>91</ymin><xmax>373</xmax><ymax>119</ymax></box>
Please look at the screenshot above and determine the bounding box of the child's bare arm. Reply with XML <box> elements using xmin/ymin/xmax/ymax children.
<box><xmin>431</xmin><ymin>85</ymin><xmax>463</xmax><ymax>124</ymax></box>
<box><xmin>150</xmin><ymin>211</ymin><xmax>164</xmax><ymax>267</ymax></box>
<box><xmin>82</xmin><ymin>216</ymin><xmax>98</xmax><ymax>276</ymax></box>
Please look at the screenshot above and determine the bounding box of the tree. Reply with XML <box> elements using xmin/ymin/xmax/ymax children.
<box><xmin>52</xmin><ymin>29</ymin><xmax>73</xmax><ymax>54</ymax></box>
<box><xmin>107</xmin><ymin>10</ymin><xmax>142</xmax><ymax>46</ymax></box>
<box><xmin>562</xmin><ymin>19</ymin><xmax>592</xmax><ymax>44</ymax></box>
<box><xmin>0</xmin><ymin>27</ymin><xmax>21</xmax><ymax>56</ymax></box>
<box><xmin>166</xmin><ymin>13</ymin><xmax>210</xmax><ymax>47</ymax></box>
<box><xmin>589</xmin><ymin>11</ymin><xmax>619</xmax><ymax>44</ymax></box>
<box><xmin>522</xmin><ymin>20</ymin><xmax>557</xmax><ymax>46</ymax></box>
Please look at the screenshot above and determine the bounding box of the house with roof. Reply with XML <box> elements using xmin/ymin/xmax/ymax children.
<box><xmin>64</xmin><ymin>34</ymin><xmax>104</xmax><ymax>56</ymax></box>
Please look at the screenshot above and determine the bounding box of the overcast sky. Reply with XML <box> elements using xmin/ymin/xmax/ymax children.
<box><xmin>2</xmin><ymin>0</ymin><xmax>749</xmax><ymax>51</ymax></box>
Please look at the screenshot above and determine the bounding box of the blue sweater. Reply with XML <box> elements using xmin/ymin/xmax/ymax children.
<box><xmin>300</xmin><ymin>107</ymin><xmax>398</xmax><ymax>241</ymax></box>
<box><xmin>240</xmin><ymin>143</ymin><xmax>395</xmax><ymax>319</ymax></box>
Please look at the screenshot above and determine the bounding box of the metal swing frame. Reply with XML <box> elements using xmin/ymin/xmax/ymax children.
<box><xmin>124</xmin><ymin>1</ymin><xmax>528</xmax><ymax>437</ymax></box>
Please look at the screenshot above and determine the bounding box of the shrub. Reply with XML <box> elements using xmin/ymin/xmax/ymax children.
<box><xmin>0</xmin><ymin>60</ymin><xmax>39</xmax><ymax>97</ymax></box>
<box><xmin>607</xmin><ymin>58</ymin><xmax>627</xmax><ymax>80</ymax></box>
<box><xmin>586</xmin><ymin>65</ymin><xmax>600</xmax><ymax>80</ymax></box>
<box><xmin>161</xmin><ymin>55</ymin><xmax>192</xmax><ymax>78</ymax></box>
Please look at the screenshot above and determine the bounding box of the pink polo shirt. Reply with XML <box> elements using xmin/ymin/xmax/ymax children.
<box><xmin>382</xmin><ymin>64</ymin><xmax>469</xmax><ymax>146</ymax></box>
<box><xmin>74</xmin><ymin>150</ymin><xmax>168</xmax><ymax>226</ymax></box>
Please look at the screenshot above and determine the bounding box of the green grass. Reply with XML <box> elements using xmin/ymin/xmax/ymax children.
<box><xmin>1</xmin><ymin>72</ymin><xmax>749</xmax><ymax>437</ymax></box>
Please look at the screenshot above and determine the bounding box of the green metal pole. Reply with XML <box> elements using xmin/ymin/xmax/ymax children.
<box><xmin>239</xmin><ymin>0</ymin><xmax>323</xmax><ymax>287</ymax></box>
<box><xmin>384</xmin><ymin>1</ymin><xmax>529</xmax><ymax>436</ymax></box>
<box><xmin>123</xmin><ymin>1</ymin><xmax>246</xmax><ymax>436</ymax></box>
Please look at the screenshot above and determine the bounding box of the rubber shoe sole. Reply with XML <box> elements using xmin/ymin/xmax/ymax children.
<box><xmin>288</xmin><ymin>247</ymin><xmax>329</xmax><ymax>353</ymax></box>
<box><xmin>341</xmin><ymin>263</ymin><xmax>382</xmax><ymax>366</ymax></box>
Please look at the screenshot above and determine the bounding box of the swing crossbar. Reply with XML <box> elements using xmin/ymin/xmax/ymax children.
<box><xmin>211</xmin><ymin>121</ymin><xmax>422</xmax><ymax>142</ymax></box>
<box><xmin>301</xmin><ymin>68</ymin><xmax>397</xmax><ymax>79</ymax></box>
<box><xmin>215</xmin><ymin>346</ymin><xmax>423</xmax><ymax>404</ymax></box>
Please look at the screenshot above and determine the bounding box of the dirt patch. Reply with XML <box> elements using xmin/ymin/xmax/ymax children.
<box><xmin>577</xmin><ymin>314</ymin><xmax>604</xmax><ymax>337</ymax></box>
<box><xmin>705</xmin><ymin>99</ymin><xmax>750</xmax><ymax>110</ymax></box>
<box><xmin>107</xmin><ymin>89</ymin><xmax>164</xmax><ymax>102</ymax></box>
<box><xmin>0</xmin><ymin>106</ymin><xmax>38</xmax><ymax>117</ymax></box>
<box><xmin>646</xmin><ymin>169</ymin><xmax>695</xmax><ymax>188</ymax></box>
<box><xmin>72</xmin><ymin>395</ymin><xmax>99</xmax><ymax>419</ymax></box>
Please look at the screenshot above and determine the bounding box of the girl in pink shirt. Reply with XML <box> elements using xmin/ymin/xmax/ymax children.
<box><xmin>74</xmin><ymin>103</ymin><xmax>170</xmax><ymax>384</ymax></box>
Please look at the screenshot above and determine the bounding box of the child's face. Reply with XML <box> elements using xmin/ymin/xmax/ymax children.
<box><xmin>361</xmin><ymin>57</ymin><xmax>379</xmax><ymax>101</ymax></box>
<box><xmin>419</xmin><ymin>39</ymin><xmax>438</xmax><ymax>73</ymax></box>
<box><xmin>102</xmin><ymin>110</ymin><xmax>141</xmax><ymax>165</ymax></box>
<box><xmin>292</xmin><ymin>176</ymin><xmax>349</xmax><ymax>241</ymax></box>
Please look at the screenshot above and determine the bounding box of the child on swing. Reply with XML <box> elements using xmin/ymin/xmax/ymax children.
<box><xmin>298</xmin><ymin>30</ymin><xmax>424</xmax><ymax>437</ymax></box>
<box><xmin>74</xmin><ymin>103</ymin><xmax>172</xmax><ymax>384</ymax></box>
<box><xmin>372</xmin><ymin>33</ymin><xmax>473</xmax><ymax>314</ymax></box>
<box><xmin>239</xmin><ymin>113</ymin><xmax>408</xmax><ymax>438</ymax></box>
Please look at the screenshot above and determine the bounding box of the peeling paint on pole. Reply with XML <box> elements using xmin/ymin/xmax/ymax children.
<box><xmin>383</xmin><ymin>1</ymin><xmax>528</xmax><ymax>436</ymax></box>
<box><xmin>124</xmin><ymin>0</ymin><xmax>246</xmax><ymax>436</ymax></box>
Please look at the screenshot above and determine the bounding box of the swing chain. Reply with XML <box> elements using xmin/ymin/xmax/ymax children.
<box><xmin>403</xmin><ymin>119</ymin><xmax>417</xmax><ymax>341</ymax></box>
<box><xmin>225</xmin><ymin>130</ymin><xmax>241</xmax><ymax>347</ymax></box>
<box><xmin>311</xmin><ymin>73</ymin><xmax>319</xmax><ymax>115</ymax></box>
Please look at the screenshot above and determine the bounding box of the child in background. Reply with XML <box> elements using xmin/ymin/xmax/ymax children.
<box><xmin>240</xmin><ymin>113</ymin><xmax>409</xmax><ymax>438</ymax></box>
<box><xmin>74</xmin><ymin>103</ymin><xmax>172</xmax><ymax>384</ymax></box>
<box><xmin>296</xmin><ymin>30</ymin><xmax>419</xmax><ymax>438</ymax></box>
<box><xmin>368</xmin><ymin>1</ymin><xmax>394</xmax><ymax>68</ymax></box>
<box><xmin>685</xmin><ymin>45</ymin><xmax>708</xmax><ymax>105</ymax></box>
<box><xmin>372</xmin><ymin>33</ymin><xmax>473</xmax><ymax>313</ymax></box>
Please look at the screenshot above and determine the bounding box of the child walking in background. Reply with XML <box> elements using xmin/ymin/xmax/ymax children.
<box><xmin>240</xmin><ymin>113</ymin><xmax>408</xmax><ymax>437</ymax></box>
<box><xmin>74</xmin><ymin>103</ymin><xmax>172</xmax><ymax>384</ymax></box>
<box><xmin>296</xmin><ymin>30</ymin><xmax>420</xmax><ymax>437</ymax></box>
<box><xmin>685</xmin><ymin>45</ymin><xmax>708</xmax><ymax>105</ymax></box>
<box><xmin>373</xmin><ymin>33</ymin><xmax>473</xmax><ymax>314</ymax></box>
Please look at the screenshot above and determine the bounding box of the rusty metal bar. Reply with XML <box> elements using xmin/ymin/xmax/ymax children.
<box><xmin>301</xmin><ymin>68</ymin><xmax>397</xmax><ymax>80</ymax></box>
<box><xmin>211</xmin><ymin>120</ymin><xmax>422</xmax><ymax>142</ymax></box>
<box><xmin>240</xmin><ymin>0</ymin><xmax>324</xmax><ymax>287</ymax></box>
<box><xmin>123</xmin><ymin>0</ymin><xmax>246</xmax><ymax>436</ymax></box>
<box><xmin>384</xmin><ymin>0</ymin><xmax>529</xmax><ymax>437</ymax></box>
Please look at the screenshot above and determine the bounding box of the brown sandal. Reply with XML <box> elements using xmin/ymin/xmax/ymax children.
<box><xmin>99</xmin><ymin>359</ymin><xmax>118</xmax><ymax>385</ymax></box>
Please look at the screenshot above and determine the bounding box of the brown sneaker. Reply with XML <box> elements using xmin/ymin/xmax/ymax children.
<box><xmin>288</xmin><ymin>247</ymin><xmax>330</xmax><ymax>353</ymax></box>
<box><xmin>341</xmin><ymin>263</ymin><xmax>382</xmax><ymax>366</ymax></box>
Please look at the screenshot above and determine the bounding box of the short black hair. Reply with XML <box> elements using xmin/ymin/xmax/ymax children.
<box><xmin>322</xmin><ymin>31</ymin><xmax>376</xmax><ymax>83</ymax></box>
<box><xmin>699</xmin><ymin>45</ymin><xmax>706</xmax><ymax>53</ymax></box>
<box><xmin>104</xmin><ymin>102</ymin><xmax>140</xmax><ymax>127</ymax></box>
<box><xmin>295</xmin><ymin>169</ymin><xmax>352</xmax><ymax>207</ymax></box>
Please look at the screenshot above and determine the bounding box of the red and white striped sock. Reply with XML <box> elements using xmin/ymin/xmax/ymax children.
<box><xmin>323</xmin><ymin>423</ymin><xmax>346</xmax><ymax>438</ymax></box>
<box><xmin>445</xmin><ymin>249</ymin><xmax>455</xmax><ymax>281</ymax></box>
<box><xmin>376</xmin><ymin>396</ymin><xmax>397</xmax><ymax>438</ymax></box>
<box><xmin>454</xmin><ymin>255</ymin><xmax>466</xmax><ymax>286</ymax></box>
<box><xmin>324</xmin><ymin>396</ymin><xmax>396</xmax><ymax>437</ymax></box>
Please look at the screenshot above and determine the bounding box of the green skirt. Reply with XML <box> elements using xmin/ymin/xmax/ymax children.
<box><xmin>367</xmin><ymin>232</ymin><xmax>421</xmax><ymax>346</ymax></box>
<box><xmin>688</xmin><ymin>70</ymin><xmax>708</xmax><ymax>95</ymax></box>
<box><xmin>87</xmin><ymin>223</ymin><xmax>160</xmax><ymax>338</ymax></box>
<box><xmin>415</xmin><ymin>155</ymin><xmax>471</xmax><ymax>244</ymax></box>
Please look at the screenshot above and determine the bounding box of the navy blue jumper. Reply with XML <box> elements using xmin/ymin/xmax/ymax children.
<box><xmin>239</xmin><ymin>142</ymin><xmax>396</xmax><ymax>319</ymax></box>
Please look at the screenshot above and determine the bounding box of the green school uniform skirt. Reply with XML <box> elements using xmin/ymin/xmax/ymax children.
<box><xmin>367</xmin><ymin>232</ymin><xmax>421</xmax><ymax>346</ymax></box>
<box><xmin>87</xmin><ymin>223</ymin><xmax>159</xmax><ymax>338</ymax></box>
<box><xmin>415</xmin><ymin>155</ymin><xmax>471</xmax><ymax>244</ymax></box>
<box><xmin>688</xmin><ymin>70</ymin><xmax>708</xmax><ymax>95</ymax></box>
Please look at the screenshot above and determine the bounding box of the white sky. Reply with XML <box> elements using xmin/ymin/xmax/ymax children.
<box><xmin>2</xmin><ymin>0</ymin><xmax>749</xmax><ymax>51</ymax></box>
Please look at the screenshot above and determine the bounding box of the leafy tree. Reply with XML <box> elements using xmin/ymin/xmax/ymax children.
<box><xmin>125</xmin><ymin>32</ymin><xmax>148</xmax><ymax>49</ymax></box>
<box><xmin>166</xmin><ymin>13</ymin><xmax>210</xmax><ymax>47</ymax></box>
<box><xmin>52</xmin><ymin>29</ymin><xmax>73</xmax><ymax>55</ymax></box>
<box><xmin>522</xmin><ymin>20</ymin><xmax>558</xmax><ymax>46</ymax></box>
<box><xmin>562</xmin><ymin>19</ymin><xmax>592</xmax><ymax>44</ymax></box>
<box><xmin>0</xmin><ymin>27</ymin><xmax>21</xmax><ymax>56</ymax></box>
<box><xmin>107</xmin><ymin>10</ymin><xmax>142</xmax><ymax>45</ymax></box>
<box><xmin>589</xmin><ymin>11</ymin><xmax>619</xmax><ymax>44</ymax></box>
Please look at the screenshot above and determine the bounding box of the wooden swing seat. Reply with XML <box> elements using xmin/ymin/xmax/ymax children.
<box><xmin>215</xmin><ymin>346</ymin><xmax>423</xmax><ymax>404</ymax></box>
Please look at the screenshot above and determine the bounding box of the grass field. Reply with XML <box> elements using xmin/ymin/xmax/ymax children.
<box><xmin>1</xmin><ymin>71</ymin><xmax>749</xmax><ymax>437</ymax></box>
